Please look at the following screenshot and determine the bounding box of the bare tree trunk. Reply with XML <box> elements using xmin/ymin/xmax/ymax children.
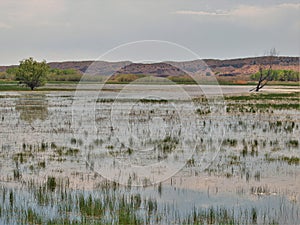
<box><xmin>250</xmin><ymin>48</ymin><xmax>278</xmax><ymax>92</ymax></box>
<box><xmin>255</xmin><ymin>68</ymin><xmax>265</xmax><ymax>92</ymax></box>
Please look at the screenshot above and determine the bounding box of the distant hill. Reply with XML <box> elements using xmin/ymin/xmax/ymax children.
<box><xmin>169</xmin><ymin>57</ymin><xmax>299</xmax><ymax>76</ymax></box>
<box><xmin>0</xmin><ymin>61</ymin><xmax>131</xmax><ymax>76</ymax></box>
<box><xmin>47</xmin><ymin>61</ymin><xmax>131</xmax><ymax>75</ymax></box>
<box><xmin>114</xmin><ymin>63</ymin><xmax>188</xmax><ymax>77</ymax></box>
<box><xmin>0</xmin><ymin>57</ymin><xmax>298</xmax><ymax>79</ymax></box>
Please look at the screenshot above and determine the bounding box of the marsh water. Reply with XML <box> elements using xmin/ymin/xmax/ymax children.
<box><xmin>0</xmin><ymin>85</ymin><xmax>299</xmax><ymax>224</ymax></box>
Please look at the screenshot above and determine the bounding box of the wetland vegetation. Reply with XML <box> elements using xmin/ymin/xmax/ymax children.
<box><xmin>0</xmin><ymin>86</ymin><xmax>299</xmax><ymax>224</ymax></box>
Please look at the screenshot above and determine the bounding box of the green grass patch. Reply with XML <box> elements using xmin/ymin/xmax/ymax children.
<box><xmin>0</xmin><ymin>84</ymin><xmax>30</xmax><ymax>91</ymax></box>
<box><xmin>0</xmin><ymin>80</ymin><xmax>18</xmax><ymax>84</ymax></box>
<box><xmin>139</xmin><ymin>98</ymin><xmax>168</xmax><ymax>103</ymax></box>
<box><xmin>227</xmin><ymin>103</ymin><xmax>299</xmax><ymax>113</ymax></box>
<box><xmin>226</xmin><ymin>92</ymin><xmax>299</xmax><ymax>101</ymax></box>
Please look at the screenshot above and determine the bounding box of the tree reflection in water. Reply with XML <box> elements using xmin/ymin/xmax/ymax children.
<box><xmin>15</xmin><ymin>94</ymin><xmax>48</xmax><ymax>123</ymax></box>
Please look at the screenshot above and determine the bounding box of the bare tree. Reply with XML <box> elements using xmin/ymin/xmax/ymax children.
<box><xmin>250</xmin><ymin>48</ymin><xmax>278</xmax><ymax>92</ymax></box>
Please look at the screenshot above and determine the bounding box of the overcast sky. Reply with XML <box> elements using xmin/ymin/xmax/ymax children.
<box><xmin>0</xmin><ymin>0</ymin><xmax>299</xmax><ymax>65</ymax></box>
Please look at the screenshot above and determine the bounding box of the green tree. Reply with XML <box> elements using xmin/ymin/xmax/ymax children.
<box><xmin>250</xmin><ymin>69</ymin><xmax>299</xmax><ymax>82</ymax></box>
<box><xmin>16</xmin><ymin>57</ymin><xmax>49</xmax><ymax>90</ymax></box>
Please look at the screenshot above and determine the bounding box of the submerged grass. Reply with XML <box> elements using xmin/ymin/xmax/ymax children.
<box><xmin>265</xmin><ymin>154</ymin><xmax>300</xmax><ymax>165</ymax></box>
<box><xmin>0</xmin><ymin>86</ymin><xmax>299</xmax><ymax>224</ymax></box>
<box><xmin>0</xmin><ymin>183</ymin><xmax>288</xmax><ymax>225</ymax></box>
<box><xmin>226</xmin><ymin>93</ymin><xmax>300</xmax><ymax>113</ymax></box>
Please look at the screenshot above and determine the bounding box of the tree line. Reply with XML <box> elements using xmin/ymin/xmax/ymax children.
<box><xmin>251</xmin><ymin>69</ymin><xmax>299</xmax><ymax>82</ymax></box>
<box><xmin>1</xmin><ymin>55</ymin><xmax>298</xmax><ymax>91</ymax></box>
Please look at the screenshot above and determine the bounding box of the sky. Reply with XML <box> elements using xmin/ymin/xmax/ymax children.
<box><xmin>0</xmin><ymin>0</ymin><xmax>299</xmax><ymax>65</ymax></box>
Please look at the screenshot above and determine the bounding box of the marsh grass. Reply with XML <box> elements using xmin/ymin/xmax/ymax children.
<box><xmin>0</xmin><ymin>84</ymin><xmax>30</xmax><ymax>91</ymax></box>
<box><xmin>139</xmin><ymin>98</ymin><xmax>168</xmax><ymax>104</ymax></box>
<box><xmin>225</xmin><ymin>92</ymin><xmax>299</xmax><ymax>101</ymax></box>
<box><xmin>0</xmin><ymin>89</ymin><xmax>299</xmax><ymax>224</ymax></box>
<box><xmin>1</xmin><ymin>182</ymin><xmax>287</xmax><ymax>225</ymax></box>
<box><xmin>265</xmin><ymin>154</ymin><xmax>300</xmax><ymax>165</ymax></box>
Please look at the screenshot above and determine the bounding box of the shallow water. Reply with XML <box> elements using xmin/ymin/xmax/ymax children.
<box><xmin>0</xmin><ymin>86</ymin><xmax>299</xmax><ymax>224</ymax></box>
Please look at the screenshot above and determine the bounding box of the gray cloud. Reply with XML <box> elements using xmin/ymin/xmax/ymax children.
<box><xmin>175</xmin><ymin>10</ymin><xmax>230</xmax><ymax>16</ymax></box>
<box><xmin>0</xmin><ymin>0</ymin><xmax>299</xmax><ymax>65</ymax></box>
<box><xmin>175</xmin><ymin>3</ymin><xmax>300</xmax><ymax>17</ymax></box>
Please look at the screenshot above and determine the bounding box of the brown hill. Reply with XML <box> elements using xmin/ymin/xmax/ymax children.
<box><xmin>0</xmin><ymin>61</ymin><xmax>131</xmax><ymax>75</ymax></box>
<box><xmin>47</xmin><ymin>61</ymin><xmax>131</xmax><ymax>75</ymax></box>
<box><xmin>114</xmin><ymin>63</ymin><xmax>188</xmax><ymax>77</ymax></box>
<box><xmin>170</xmin><ymin>57</ymin><xmax>299</xmax><ymax>76</ymax></box>
<box><xmin>0</xmin><ymin>57</ymin><xmax>298</xmax><ymax>79</ymax></box>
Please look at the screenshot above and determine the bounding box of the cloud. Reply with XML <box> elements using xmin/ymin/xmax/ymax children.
<box><xmin>0</xmin><ymin>0</ymin><xmax>66</xmax><ymax>27</ymax></box>
<box><xmin>0</xmin><ymin>22</ymin><xmax>11</xmax><ymax>29</ymax></box>
<box><xmin>175</xmin><ymin>10</ymin><xmax>229</xmax><ymax>16</ymax></box>
<box><xmin>174</xmin><ymin>3</ymin><xmax>300</xmax><ymax>31</ymax></box>
<box><xmin>232</xmin><ymin>3</ymin><xmax>300</xmax><ymax>17</ymax></box>
<box><xmin>175</xmin><ymin>3</ymin><xmax>300</xmax><ymax>18</ymax></box>
<box><xmin>0</xmin><ymin>0</ymin><xmax>299</xmax><ymax>64</ymax></box>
